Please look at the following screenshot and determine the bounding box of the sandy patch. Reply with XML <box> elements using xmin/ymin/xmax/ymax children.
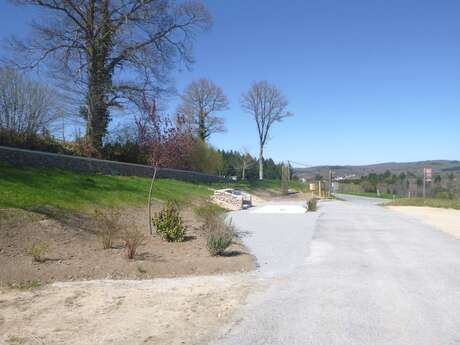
<box><xmin>387</xmin><ymin>206</ymin><xmax>460</xmax><ymax>239</ymax></box>
<box><xmin>0</xmin><ymin>274</ymin><xmax>254</xmax><ymax>345</ymax></box>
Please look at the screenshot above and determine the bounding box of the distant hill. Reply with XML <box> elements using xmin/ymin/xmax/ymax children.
<box><xmin>293</xmin><ymin>160</ymin><xmax>460</xmax><ymax>180</ymax></box>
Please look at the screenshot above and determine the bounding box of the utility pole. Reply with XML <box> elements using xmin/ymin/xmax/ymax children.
<box><xmin>287</xmin><ymin>160</ymin><xmax>290</xmax><ymax>182</ymax></box>
<box><xmin>329</xmin><ymin>169</ymin><xmax>333</xmax><ymax>198</ymax></box>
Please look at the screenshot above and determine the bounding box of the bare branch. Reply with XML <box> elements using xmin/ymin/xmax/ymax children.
<box><xmin>176</xmin><ymin>78</ymin><xmax>229</xmax><ymax>141</ymax></box>
<box><xmin>240</xmin><ymin>80</ymin><xmax>292</xmax><ymax>179</ymax></box>
<box><xmin>6</xmin><ymin>0</ymin><xmax>212</xmax><ymax>153</ymax></box>
<box><xmin>0</xmin><ymin>66</ymin><xmax>59</xmax><ymax>134</ymax></box>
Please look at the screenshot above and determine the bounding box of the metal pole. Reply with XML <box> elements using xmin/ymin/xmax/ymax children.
<box><xmin>287</xmin><ymin>160</ymin><xmax>290</xmax><ymax>182</ymax></box>
<box><xmin>423</xmin><ymin>169</ymin><xmax>426</xmax><ymax>198</ymax></box>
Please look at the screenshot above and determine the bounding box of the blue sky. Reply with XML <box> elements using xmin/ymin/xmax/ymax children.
<box><xmin>1</xmin><ymin>0</ymin><xmax>459</xmax><ymax>165</ymax></box>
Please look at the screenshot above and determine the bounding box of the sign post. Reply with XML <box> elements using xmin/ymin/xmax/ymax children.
<box><xmin>423</xmin><ymin>167</ymin><xmax>432</xmax><ymax>198</ymax></box>
<box><xmin>328</xmin><ymin>170</ymin><xmax>334</xmax><ymax>198</ymax></box>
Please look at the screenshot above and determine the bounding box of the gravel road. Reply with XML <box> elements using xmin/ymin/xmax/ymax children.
<box><xmin>213</xmin><ymin>196</ymin><xmax>460</xmax><ymax>345</ymax></box>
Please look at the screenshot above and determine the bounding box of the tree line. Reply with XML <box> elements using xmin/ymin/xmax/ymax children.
<box><xmin>338</xmin><ymin>170</ymin><xmax>459</xmax><ymax>199</ymax></box>
<box><xmin>0</xmin><ymin>0</ymin><xmax>292</xmax><ymax>180</ymax></box>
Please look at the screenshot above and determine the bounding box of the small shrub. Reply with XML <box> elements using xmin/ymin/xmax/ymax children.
<box><xmin>206</xmin><ymin>218</ymin><xmax>234</xmax><ymax>256</ymax></box>
<box><xmin>435</xmin><ymin>191</ymin><xmax>454</xmax><ymax>200</ymax></box>
<box><xmin>207</xmin><ymin>231</ymin><xmax>233</xmax><ymax>256</ymax></box>
<box><xmin>0</xmin><ymin>128</ymin><xmax>72</xmax><ymax>155</ymax></box>
<box><xmin>30</xmin><ymin>241</ymin><xmax>49</xmax><ymax>262</ymax></box>
<box><xmin>137</xmin><ymin>264</ymin><xmax>147</xmax><ymax>274</ymax></box>
<box><xmin>94</xmin><ymin>208</ymin><xmax>121</xmax><ymax>249</ymax></box>
<box><xmin>8</xmin><ymin>280</ymin><xmax>42</xmax><ymax>290</ymax></box>
<box><xmin>122</xmin><ymin>228</ymin><xmax>146</xmax><ymax>259</ymax></box>
<box><xmin>194</xmin><ymin>202</ymin><xmax>225</xmax><ymax>231</ymax></box>
<box><xmin>102</xmin><ymin>141</ymin><xmax>148</xmax><ymax>164</ymax></box>
<box><xmin>152</xmin><ymin>201</ymin><xmax>187</xmax><ymax>242</ymax></box>
<box><xmin>307</xmin><ymin>198</ymin><xmax>318</xmax><ymax>212</ymax></box>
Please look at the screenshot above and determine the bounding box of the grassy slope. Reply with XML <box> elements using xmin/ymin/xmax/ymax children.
<box><xmin>0</xmin><ymin>163</ymin><xmax>306</xmax><ymax>212</ymax></box>
<box><xmin>386</xmin><ymin>197</ymin><xmax>460</xmax><ymax>210</ymax></box>
<box><xmin>338</xmin><ymin>191</ymin><xmax>397</xmax><ymax>199</ymax></box>
<box><xmin>230</xmin><ymin>179</ymin><xmax>307</xmax><ymax>192</ymax></box>
<box><xmin>0</xmin><ymin>163</ymin><xmax>215</xmax><ymax>211</ymax></box>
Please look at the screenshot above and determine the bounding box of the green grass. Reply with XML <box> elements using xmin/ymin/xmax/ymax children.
<box><xmin>0</xmin><ymin>162</ymin><xmax>309</xmax><ymax>215</ymax></box>
<box><xmin>7</xmin><ymin>280</ymin><xmax>42</xmax><ymax>290</ymax></box>
<box><xmin>386</xmin><ymin>197</ymin><xmax>460</xmax><ymax>210</ymax></box>
<box><xmin>193</xmin><ymin>202</ymin><xmax>226</xmax><ymax>219</ymax></box>
<box><xmin>0</xmin><ymin>163</ymin><xmax>215</xmax><ymax>212</ymax></box>
<box><xmin>338</xmin><ymin>191</ymin><xmax>397</xmax><ymax>199</ymax></box>
<box><xmin>227</xmin><ymin>179</ymin><xmax>307</xmax><ymax>192</ymax></box>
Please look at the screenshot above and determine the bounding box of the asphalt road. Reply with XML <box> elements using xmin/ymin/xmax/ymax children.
<box><xmin>212</xmin><ymin>196</ymin><xmax>460</xmax><ymax>345</ymax></box>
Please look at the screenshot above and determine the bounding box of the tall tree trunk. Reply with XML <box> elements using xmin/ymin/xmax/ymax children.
<box><xmin>198</xmin><ymin>111</ymin><xmax>206</xmax><ymax>141</ymax></box>
<box><xmin>86</xmin><ymin>77</ymin><xmax>109</xmax><ymax>155</ymax></box>
<box><xmin>259</xmin><ymin>145</ymin><xmax>264</xmax><ymax>180</ymax></box>
<box><xmin>85</xmin><ymin>0</ymin><xmax>111</xmax><ymax>156</ymax></box>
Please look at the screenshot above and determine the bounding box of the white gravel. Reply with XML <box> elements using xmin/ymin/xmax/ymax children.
<box><xmin>229</xmin><ymin>200</ymin><xmax>320</xmax><ymax>276</ymax></box>
<box><xmin>214</xmin><ymin>196</ymin><xmax>460</xmax><ymax>345</ymax></box>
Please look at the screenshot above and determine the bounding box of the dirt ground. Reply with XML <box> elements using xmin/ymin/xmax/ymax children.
<box><xmin>0</xmin><ymin>205</ymin><xmax>254</xmax><ymax>286</ymax></box>
<box><xmin>387</xmin><ymin>206</ymin><xmax>460</xmax><ymax>239</ymax></box>
<box><xmin>250</xmin><ymin>189</ymin><xmax>310</xmax><ymax>206</ymax></box>
<box><xmin>0</xmin><ymin>274</ymin><xmax>256</xmax><ymax>345</ymax></box>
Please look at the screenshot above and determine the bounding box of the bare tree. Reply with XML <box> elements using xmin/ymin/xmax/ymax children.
<box><xmin>240</xmin><ymin>81</ymin><xmax>292</xmax><ymax>180</ymax></box>
<box><xmin>239</xmin><ymin>148</ymin><xmax>253</xmax><ymax>180</ymax></box>
<box><xmin>0</xmin><ymin>67</ymin><xmax>57</xmax><ymax>135</ymax></box>
<box><xmin>6</xmin><ymin>0</ymin><xmax>211</xmax><ymax>155</ymax></box>
<box><xmin>176</xmin><ymin>78</ymin><xmax>228</xmax><ymax>141</ymax></box>
<box><xmin>136</xmin><ymin>97</ymin><xmax>194</xmax><ymax>235</ymax></box>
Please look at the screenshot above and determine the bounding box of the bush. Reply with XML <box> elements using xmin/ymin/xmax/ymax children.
<box><xmin>206</xmin><ymin>218</ymin><xmax>234</xmax><ymax>256</ymax></box>
<box><xmin>307</xmin><ymin>198</ymin><xmax>318</xmax><ymax>212</ymax></box>
<box><xmin>137</xmin><ymin>264</ymin><xmax>147</xmax><ymax>274</ymax></box>
<box><xmin>102</xmin><ymin>141</ymin><xmax>148</xmax><ymax>164</ymax></box>
<box><xmin>190</xmin><ymin>140</ymin><xmax>223</xmax><ymax>175</ymax></box>
<box><xmin>152</xmin><ymin>201</ymin><xmax>187</xmax><ymax>242</ymax></box>
<box><xmin>122</xmin><ymin>228</ymin><xmax>146</xmax><ymax>259</ymax></box>
<box><xmin>8</xmin><ymin>280</ymin><xmax>42</xmax><ymax>290</ymax></box>
<box><xmin>207</xmin><ymin>230</ymin><xmax>233</xmax><ymax>256</ymax></box>
<box><xmin>94</xmin><ymin>209</ymin><xmax>121</xmax><ymax>249</ymax></box>
<box><xmin>30</xmin><ymin>241</ymin><xmax>49</xmax><ymax>262</ymax></box>
<box><xmin>0</xmin><ymin>128</ymin><xmax>71</xmax><ymax>154</ymax></box>
<box><xmin>435</xmin><ymin>191</ymin><xmax>454</xmax><ymax>200</ymax></box>
<box><xmin>194</xmin><ymin>202</ymin><xmax>225</xmax><ymax>231</ymax></box>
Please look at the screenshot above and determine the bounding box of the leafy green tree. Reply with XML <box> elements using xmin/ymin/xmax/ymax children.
<box><xmin>190</xmin><ymin>140</ymin><xmax>223</xmax><ymax>175</ymax></box>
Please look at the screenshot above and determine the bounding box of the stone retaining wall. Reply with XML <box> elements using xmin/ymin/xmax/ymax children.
<box><xmin>0</xmin><ymin>146</ymin><xmax>226</xmax><ymax>183</ymax></box>
<box><xmin>211</xmin><ymin>189</ymin><xmax>252</xmax><ymax>210</ymax></box>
